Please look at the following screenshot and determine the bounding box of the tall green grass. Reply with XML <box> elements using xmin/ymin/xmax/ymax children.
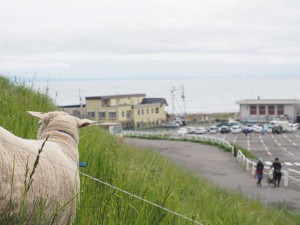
<box><xmin>1</xmin><ymin>75</ymin><xmax>300</xmax><ymax>225</ymax></box>
<box><xmin>0</xmin><ymin>76</ymin><xmax>56</xmax><ymax>138</ymax></box>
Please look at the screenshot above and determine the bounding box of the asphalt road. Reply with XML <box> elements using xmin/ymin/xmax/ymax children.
<box><xmin>124</xmin><ymin>138</ymin><xmax>300</xmax><ymax>213</ymax></box>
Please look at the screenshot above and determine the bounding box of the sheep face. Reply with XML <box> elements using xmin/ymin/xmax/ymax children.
<box><xmin>28</xmin><ymin>111</ymin><xmax>95</xmax><ymax>144</ymax></box>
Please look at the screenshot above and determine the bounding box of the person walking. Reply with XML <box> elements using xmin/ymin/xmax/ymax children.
<box><xmin>255</xmin><ymin>158</ymin><xmax>264</xmax><ymax>187</ymax></box>
<box><xmin>270</xmin><ymin>158</ymin><xmax>282</xmax><ymax>187</ymax></box>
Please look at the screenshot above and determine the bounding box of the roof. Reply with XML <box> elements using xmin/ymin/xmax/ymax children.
<box><xmin>236</xmin><ymin>99</ymin><xmax>300</xmax><ymax>105</ymax></box>
<box><xmin>86</xmin><ymin>93</ymin><xmax>146</xmax><ymax>100</ymax></box>
<box><xmin>141</xmin><ymin>98</ymin><xmax>168</xmax><ymax>106</ymax></box>
<box><xmin>58</xmin><ymin>104</ymin><xmax>86</xmax><ymax>108</ymax></box>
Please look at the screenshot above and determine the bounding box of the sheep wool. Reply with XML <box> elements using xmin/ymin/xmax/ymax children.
<box><xmin>0</xmin><ymin>111</ymin><xmax>95</xmax><ymax>224</ymax></box>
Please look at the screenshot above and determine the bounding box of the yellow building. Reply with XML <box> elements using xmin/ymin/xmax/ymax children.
<box><xmin>85</xmin><ymin>94</ymin><xmax>168</xmax><ymax>129</ymax></box>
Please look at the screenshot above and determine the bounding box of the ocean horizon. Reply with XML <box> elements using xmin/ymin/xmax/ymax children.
<box><xmin>27</xmin><ymin>76</ymin><xmax>300</xmax><ymax>114</ymax></box>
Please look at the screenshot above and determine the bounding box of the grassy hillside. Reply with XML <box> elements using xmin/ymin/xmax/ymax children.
<box><xmin>1</xmin><ymin>76</ymin><xmax>300</xmax><ymax>225</ymax></box>
<box><xmin>0</xmin><ymin>76</ymin><xmax>56</xmax><ymax>138</ymax></box>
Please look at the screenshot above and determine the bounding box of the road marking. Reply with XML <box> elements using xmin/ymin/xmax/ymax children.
<box><xmin>293</xmin><ymin>143</ymin><xmax>298</xmax><ymax>146</ymax></box>
<box><xmin>288</xmin><ymin>152</ymin><xmax>295</xmax><ymax>156</ymax></box>
<box><xmin>294</xmin><ymin>162</ymin><xmax>300</xmax><ymax>166</ymax></box>
<box><xmin>278</xmin><ymin>143</ymin><xmax>282</xmax><ymax>147</ymax></box>
<box><xmin>233</xmin><ymin>136</ymin><xmax>237</xmax><ymax>143</ymax></box>
<box><xmin>285</xmin><ymin>162</ymin><xmax>293</xmax><ymax>166</ymax></box>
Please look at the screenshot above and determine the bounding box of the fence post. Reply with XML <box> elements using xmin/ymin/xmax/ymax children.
<box><xmin>252</xmin><ymin>162</ymin><xmax>256</xmax><ymax>175</ymax></box>
<box><xmin>284</xmin><ymin>171</ymin><xmax>289</xmax><ymax>187</ymax></box>
<box><xmin>246</xmin><ymin>159</ymin><xmax>249</xmax><ymax>171</ymax></box>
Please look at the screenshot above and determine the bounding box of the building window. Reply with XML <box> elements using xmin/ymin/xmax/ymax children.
<box><xmin>99</xmin><ymin>111</ymin><xmax>105</xmax><ymax>118</ymax></box>
<box><xmin>268</xmin><ymin>105</ymin><xmax>275</xmax><ymax>115</ymax></box>
<box><xmin>142</xmin><ymin>109</ymin><xmax>144</xmax><ymax>115</ymax></box>
<box><xmin>126</xmin><ymin>111</ymin><xmax>131</xmax><ymax>119</ymax></box>
<box><xmin>277</xmin><ymin>105</ymin><xmax>284</xmax><ymax>115</ymax></box>
<box><xmin>151</xmin><ymin>108</ymin><xmax>154</xmax><ymax>114</ymax></box>
<box><xmin>73</xmin><ymin>110</ymin><xmax>81</xmax><ymax>118</ymax></box>
<box><xmin>155</xmin><ymin>107</ymin><xmax>159</xmax><ymax>113</ymax></box>
<box><xmin>138</xmin><ymin>109</ymin><xmax>140</xmax><ymax>115</ymax></box>
<box><xmin>147</xmin><ymin>109</ymin><xmax>149</xmax><ymax>114</ymax></box>
<box><xmin>122</xmin><ymin>111</ymin><xmax>125</xmax><ymax>117</ymax></box>
<box><xmin>259</xmin><ymin>105</ymin><xmax>265</xmax><ymax>115</ymax></box>
<box><xmin>102</xmin><ymin>100</ymin><xmax>109</xmax><ymax>106</ymax></box>
<box><xmin>87</xmin><ymin>111</ymin><xmax>95</xmax><ymax>118</ymax></box>
<box><xmin>109</xmin><ymin>111</ymin><xmax>117</xmax><ymax>119</ymax></box>
<box><xmin>250</xmin><ymin>105</ymin><xmax>256</xmax><ymax>115</ymax></box>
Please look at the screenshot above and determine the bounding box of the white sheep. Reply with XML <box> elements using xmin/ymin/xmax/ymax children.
<box><xmin>0</xmin><ymin>111</ymin><xmax>94</xmax><ymax>224</ymax></box>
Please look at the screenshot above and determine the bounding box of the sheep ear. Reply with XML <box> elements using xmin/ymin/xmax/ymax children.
<box><xmin>77</xmin><ymin>118</ymin><xmax>96</xmax><ymax>128</ymax></box>
<box><xmin>28</xmin><ymin>111</ymin><xmax>44</xmax><ymax>119</ymax></box>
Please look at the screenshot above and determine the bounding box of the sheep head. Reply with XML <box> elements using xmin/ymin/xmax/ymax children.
<box><xmin>28</xmin><ymin>111</ymin><xmax>95</xmax><ymax>144</ymax></box>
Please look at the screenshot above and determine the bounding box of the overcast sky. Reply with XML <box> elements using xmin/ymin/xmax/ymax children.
<box><xmin>1</xmin><ymin>0</ymin><xmax>300</xmax><ymax>80</ymax></box>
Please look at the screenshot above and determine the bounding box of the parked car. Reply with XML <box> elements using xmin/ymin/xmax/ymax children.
<box><xmin>231</xmin><ymin>125</ymin><xmax>242</xmax><ymax>134</ymax></box>
<box><xmin>253</xmin><ymin>125</ymin><xmax>263</xmax><ymax>133</ymax></box>
<box><xmin>163</xmin><ymin>121</ymin><xmax>180</xmax><ymax>128</ymax></box>
<box><xmin>177</xmin><ymin>127</ymin><xmax>188</xmax><ymax>135</ymax></box>
<box><xmin>220</xmin><ymin>126</ymin><xmax>230</xmax><ymax>134</ymax></box>
<box><xmin>263</xmin><ymin>124</ymin><xmax>272</xmax><ymax>133</ymax></box>
<box><xmin>289</xmin><ymin>123</ymin><xmax>299</xmax><ymax>131</ymax></box>
<box><xmin>208</xmin><ymin>126</ymin><xmax>218</xmax><ymax>134</ymax></box>
<box><xmin>186</xmin><ymin>126</ymin><xmax>196</xmax><ymax>134</ymax></box>
<box><xmin>194</xmin><ymin>127</ymin><xmax>207</xmax><ymax>134</ymax></box>
<box><xmin>242</xmin><ymin>124</ymin><xmax>255</xmax><ymax>133</ymax></box>
<box><xmin>272</xmin><ymin>125</ymin><xmax>283</xmax><ymax>134</ymax></box>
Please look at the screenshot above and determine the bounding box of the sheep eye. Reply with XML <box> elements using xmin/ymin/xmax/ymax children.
<box><xmin>38</xmin><ymin>121</ymin><xmax>42</xmax><ymax>126</ymax></box>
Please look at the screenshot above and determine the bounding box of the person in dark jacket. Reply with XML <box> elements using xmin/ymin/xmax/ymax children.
<box><xmin>270</xmin><ymin>158</ymin><xmax>282</xmax><ymax>187</ymax></box>
<box><xmin>255</xmin><ymin>159</ymin><xmax>264</xmax><ymax>187</ymax></box>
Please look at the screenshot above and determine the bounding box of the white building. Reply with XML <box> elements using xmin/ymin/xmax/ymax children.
<box><xmin>236</xmin><ymin>99</ymin><xmax>300</xmax><ymax>123</ymax></box>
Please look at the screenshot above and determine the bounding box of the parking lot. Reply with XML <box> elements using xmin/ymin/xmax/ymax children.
<box><xmin>181</xmin><ymin>129</ymin><xmax>300</xmax><ymax>188</ymax></box>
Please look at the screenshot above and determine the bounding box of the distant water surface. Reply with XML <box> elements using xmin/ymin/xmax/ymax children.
<box><xmin>29</xmin><ymin>77</ymin><xmax>300</xmax><ymax>114</ymax></box>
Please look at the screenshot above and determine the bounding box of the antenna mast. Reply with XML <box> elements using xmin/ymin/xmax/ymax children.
<box><xmin>181</xmin><ymin>85</ymin><xmax>186</xmax><ymax>118</ymax></box>
<box><xmin>171</xmin><ymin>86</ymin><xmax>176</xmax><ymax>117</ymax></box>
<box><xmin>79</xmin><ymin>89</ymin><xmax>83</xmax><ymax>118</ymax></box>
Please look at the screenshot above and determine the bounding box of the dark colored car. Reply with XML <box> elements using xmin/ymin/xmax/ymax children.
<box><xmin>272</xmin><ymin>125</ymin><xmax>283</xmax><ymax>134</ymax></box>
<box><xmin>220</xmin><ymin>126</ymin><xmax>230</xmax><ymax>134</ymax></box>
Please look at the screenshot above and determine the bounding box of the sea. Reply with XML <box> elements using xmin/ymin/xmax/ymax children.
<box><xmin>27</xmin><ymin>76</ymin><xmax>300</xmax><ymax>114</ymax></box>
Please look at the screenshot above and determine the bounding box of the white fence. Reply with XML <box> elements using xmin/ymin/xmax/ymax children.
<box><xmin>124</xmin><ymin>131</ymin><xmax>289</xmax><ymax>187</ymax></box>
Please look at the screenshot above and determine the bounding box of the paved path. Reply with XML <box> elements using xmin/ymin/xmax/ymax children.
<box><xmin>124</xmin><ymin>138</ymin><xmax>300</xmax><ymax>213</ymax></box>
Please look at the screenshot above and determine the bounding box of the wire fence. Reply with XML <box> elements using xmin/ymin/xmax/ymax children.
<box><xmin>0</xmin><ymin>137</ymin><xmax>203</xmax><ymax>225</ymax></box>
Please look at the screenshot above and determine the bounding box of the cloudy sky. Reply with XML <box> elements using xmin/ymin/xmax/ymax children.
<box><xmin>1</xmin><ymin>0</ymin><xmax>300</xmax><ymax>80</ymax></box>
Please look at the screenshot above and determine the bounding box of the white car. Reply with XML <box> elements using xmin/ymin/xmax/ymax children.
<box><xmin>231</xmin><ymin>125</ymin><xmax>241</xmax><ymax>134</ymax></box>
<box><xmin>177</xmin><ymin>127</ymin><xmax>188</xmax><ymax>135</ymax></box>
<box><xmin>289</xmin><ymin>123</ymin><xmax>299</xmax><ymax>131</ymax></box>
<box><xmin>253</xmin><ymin>125</ymin><xmax>263</xmax><ymax>133</ymax></box>
<box><xmin>208</xmin><ymin>126</ymin><xmax>218</xmax><ymax>134</ymax></box>
<box><xmin>186</xmin><ymin>126</ymin><xmax>196</xmax><ymax>134</ymax></box>
<box><xmin>194</xmin><ymin>127</ymin><xmax>207</xmax><ymax>134</ymax></box>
